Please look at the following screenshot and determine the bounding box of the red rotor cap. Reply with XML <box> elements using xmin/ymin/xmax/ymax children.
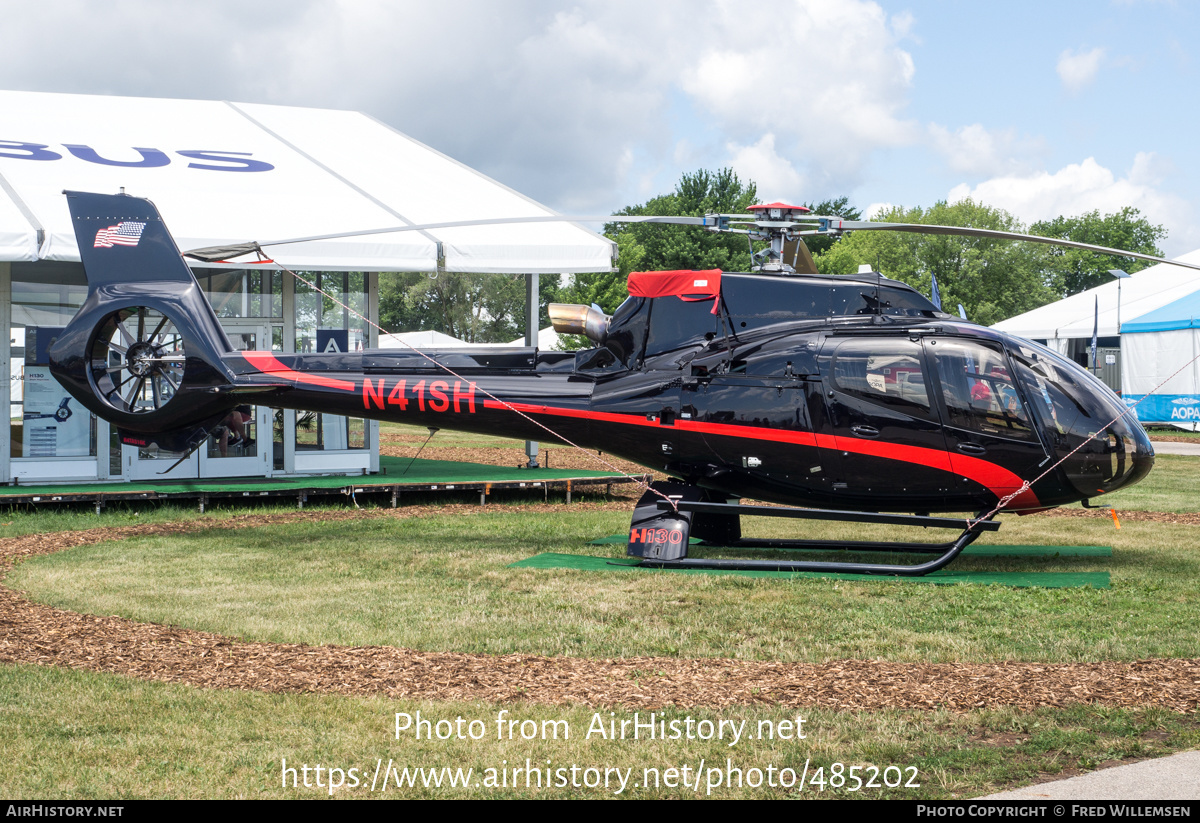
<box><xmin>747</xmin><ymin>202</ymin><xmax>810</xmax><ymax>212</ymax></box>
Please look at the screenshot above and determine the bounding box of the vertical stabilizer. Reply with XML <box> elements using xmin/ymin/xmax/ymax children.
<box><xmin>48</xmin><ymin>191</ymin><xmax>237</xmax><ymax>449</ymax></box>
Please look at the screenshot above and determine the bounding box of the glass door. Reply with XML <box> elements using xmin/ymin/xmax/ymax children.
<box><xmin>198</xmin><ymin>324</ymin><xmax>271</xmax><ymax>479</ymax></box>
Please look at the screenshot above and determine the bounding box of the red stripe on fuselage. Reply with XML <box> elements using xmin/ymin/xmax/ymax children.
<box><xmin>483</xmin><ymin>399</ymin><xmax>1040</xmax><ymax>508</ymax></box>
<box><xmin>240</xmin><ymin>351</ymin><xmax>357</xmax><ymax>391</ymax></box>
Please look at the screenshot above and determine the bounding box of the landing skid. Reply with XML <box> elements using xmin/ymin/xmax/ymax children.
<box><xmin>624</xmin><ymin>482</ymin><xmax>1000</xmax><ymax>577</ymax></box>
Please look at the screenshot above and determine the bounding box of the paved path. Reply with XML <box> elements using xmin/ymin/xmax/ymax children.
<box><xmin>1151</xmin><ymin>441</ymin><xmax>1200</xmax><ymax>456</ymax></box>
<box><xmin>983</xmin><ymin>750</ymin><xmax>1200</xmax><ymax>800</ymax></box>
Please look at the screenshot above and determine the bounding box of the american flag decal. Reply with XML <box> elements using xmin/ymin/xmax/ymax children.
<box><xmin>94</xmin><ymin>221</ymin><xmax>147</xmax><ymax>248</ymax></box>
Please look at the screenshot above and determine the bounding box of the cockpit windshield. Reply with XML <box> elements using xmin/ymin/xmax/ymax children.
<box><xmin>1008</xmin><ymin>340</ymin><xmax>1127</xmax><ymax>437</ymax></box>
<box><xmin>1007</xmin><ymin>339</ymin><xmax>1151</xmax><ymax>495</ymax></box>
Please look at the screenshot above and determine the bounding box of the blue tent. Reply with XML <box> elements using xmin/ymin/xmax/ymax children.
<box><xmin>1121</xmin><ymin>289</ymin><xmax>1200</xmax><ymax>333</ymax></box>
<box><xmin>1121</xmin><ymin>289</ymin><xmax>1200</xmax><ymax>426</ymax></box>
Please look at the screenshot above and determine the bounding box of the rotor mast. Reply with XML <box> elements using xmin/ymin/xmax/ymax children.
<box><xmin>732</xmin><ymin>202</ymin><xmax>813</xmax><ymax>274</ymax></box>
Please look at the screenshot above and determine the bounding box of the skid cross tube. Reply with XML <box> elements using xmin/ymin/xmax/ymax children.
<box><xmin>659</xmin><ymin>500</ymin><xmax>1001</xmax><ymax>531</ymax></box>
<box><xmin>710</xmin><ymin>537</ymin><xmax>970</xmax><ymax>555</ymax></box>
<box><xmin>636</xmin><ymin>500</ymin><xmax>998</xmax><ymax>576</ymax></box>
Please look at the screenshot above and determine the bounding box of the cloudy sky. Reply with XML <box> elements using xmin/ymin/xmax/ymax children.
<box><xmin>4</xmin><ymin>0</ymin><xmax>1198</xmax><ymax>253</ymax></box>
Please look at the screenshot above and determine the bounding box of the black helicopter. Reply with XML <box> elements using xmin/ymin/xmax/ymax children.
<box><xmin>49</xmin><ymin>192</ymin><xmax>1181</xmax><ymax>576</ymax></box>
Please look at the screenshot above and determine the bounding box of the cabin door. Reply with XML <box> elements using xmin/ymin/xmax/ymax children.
<box><xmin>821</xmin><ymin>336</ymin><xmax>953</xmax><ymax>511</ymax></box>
<box><xmin>684</xmin><ymin>356</ymin><xmax>820</xmax><ymax>505</ymax></box>
<box><xmin>923</xmin><ymin>337</ymin><xmax>1048</xmax><ymax>508</ymax></box>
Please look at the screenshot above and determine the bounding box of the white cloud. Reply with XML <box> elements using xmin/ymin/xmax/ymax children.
<box><xmin>679</xmin><ymin>0</ymin><xmax>920</xmax><ymax>187</ymax></box>
<box><xmin>0</xmin><ymin>0</ymin><xmax>687</xmax><ymax>213</ymax></box>
<box><xmin>257</xmin><ymin>0</ymin><xmax>923</xmax><ymax>209</ymax></box>
<box><xmin>890</xmin><ymin>10</ymin><xmax>917</xmax><ymax>40</ymax></box>
<box><xmin>927</xmin><ymin>123</ymin><xmax>1044</xmax><ymax>176</ymax></box>
<box><xmin>726</xmin><ymin>134</ymin><xmax>805</xmax><ymax>203</ymax></box>
<box><xmin>1057</xmin><ymin>47</ymin><xmax>1106</xmax><ymax>93</ymax></box>
<box><xmin>947</xmin><ymin>154</ymin><xmax>1197</xmax><ymax>255</ymax></box>
<box><xmin>9</xmin><ymin>0</ymin><xmax>1119</xmax><ymax>227</ymax></box>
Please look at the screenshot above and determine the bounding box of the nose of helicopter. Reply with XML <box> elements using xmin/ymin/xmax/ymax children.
<box><xmin>1110</xmin><ymin>428</ymin><xmax>1155</xmax><ymax>494</ymax></box>
<box><xmin>1060</xmin><ymin>413</ymin><xmax>1155</xmax><ymax>499</ymax></box>
<box><xmin>1011</xmin><ymin>340</ymin><xmax>1157</xmax><ymax>501</ymax></box>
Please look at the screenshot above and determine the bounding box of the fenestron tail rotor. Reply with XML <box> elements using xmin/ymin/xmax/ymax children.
<box><xmin>90</xmin><ymin>306</ymin><xmax>185</xmax><ymax>415</ymax></box>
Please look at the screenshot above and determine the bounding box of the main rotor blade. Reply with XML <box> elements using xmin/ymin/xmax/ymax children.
<box><xmin>183</xmin><ymin>215</ymin><xmax>713</xmax><ymax>261</ymax></box>
<box><xmin>181</xmin><ymin>210</ymin><xmax>1200</xmax><ymax>275</ymax></box>
<box><xmin>820</xmin><ymin>220</ymin><xmax>1200</xmax><ymax>273</ymax></box>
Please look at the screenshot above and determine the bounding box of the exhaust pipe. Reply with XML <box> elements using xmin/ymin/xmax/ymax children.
<box><xmin>549</xmin><ymin>303</ymin><xmax>609</xmax><ymax>344</ymax></box>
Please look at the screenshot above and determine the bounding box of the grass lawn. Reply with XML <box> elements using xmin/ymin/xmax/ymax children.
<box><xmin>10</xmin><ymin>507</ymin><xmax>1200</xmax><ymax>662</ymax></box>
<box><xmin>1097</xmin><ymin>453</ymin><xmax>1200</xmax><ymax>513</ymax></box>
<box><xmin>378</xmin><ymin>420</ymin><xmax>525</xmax><ymax>450</ymax></box>
<box><xmin>3</xmin><ymin>663</ymin><xmax>1196</xmax><ymax>799</ymax></box>
<box><xmin>2</xmin><ymin>441</ymin><xmax>1199</xmax><ymax>799</ymax></box>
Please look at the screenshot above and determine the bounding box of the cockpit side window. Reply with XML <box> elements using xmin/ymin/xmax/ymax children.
<box><xmin>831</xmin><ymin>339</ymin><xmax>933</xmax><ymax>419</ymax></box>
<box><xmin>929</xmin><ymin>339</ymin><xmax>1035</xmax><ymax>441</ymax></box>
<box><xmin>1007</xmin><ymin>340</ymin><xmax>1126</xmax><ymax>438</ymax></box>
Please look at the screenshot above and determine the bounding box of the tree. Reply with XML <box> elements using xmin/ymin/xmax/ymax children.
<box><xmin>378</xmin><ymin>271</ymin><xmax>561</xmax><ymax>343</ymax></box>
<box><xmin>377</xmin><ymin>271</ymin><xmax>430</xmax><ymax>333</ymax></box>
<box><xmin>1030</xmin><ymin>207</ymin><xmax>1166</xmax><ymax>296</ymax></box>
<box><xmin>813</xmin><ymin>199</ymin><xmax>1060</xmax><ymax>326</ymax></box>
<box><xmin>563</xmin><ymin>169</ymin><xmax>863</xmax><ymax>313</ymax></box>
<box><xmin>565</xmin><ymin>168</ymin><xmax>760</xmax><ymax>313</ymax></box>
<box><xmin>799</xmin><ymin>196</ymin><xmax>862</xmax><ymax>257</ymax></box>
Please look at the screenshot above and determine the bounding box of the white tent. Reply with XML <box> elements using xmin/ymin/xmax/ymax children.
<box><xmin>0</xmin><ymin>90</ymin><xmax>615</xmax><ymax>273</ymax></box>
<box><xmin>378</xmin><ymin>330</ymin><xmax>484</xmax><ymax>348</ymax></box>
<box><xmin>378</xmin><ymin>326</ymin><xmax>563</xmax><ymax>350</ymax></box>
<box><xmin>992</xmin><ymin>249</ymin><xmax>1200</xmax><ymax>350</ymax></box>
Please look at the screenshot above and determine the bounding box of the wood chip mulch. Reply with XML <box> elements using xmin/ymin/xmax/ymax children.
<box><xmin>1</xmin><ymin>506</ymin><xmax>1198</xmax><ymax>713</ymax></box>
<box><xmin>1035</xmin><ymin>507</ymin><xmax>1200</xmax><ymax>526</ymax></box>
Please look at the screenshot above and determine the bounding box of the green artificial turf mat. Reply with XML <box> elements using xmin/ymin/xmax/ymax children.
<box><xmin>586</xmin><ymin>535</ymin><xmax>1110</xmax><ymax>556</ymax></box>
<box><xmin>512</xmin><ymin>553</ymin><xmax>1109</xmax><ymax>589</ymax></box>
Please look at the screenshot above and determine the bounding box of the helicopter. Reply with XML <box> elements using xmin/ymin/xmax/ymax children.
<box><xmin>48</xmin><ymin>192</ymin><xmax>1184</xmax><ymax>576</ymax></box>
<box><xmin>23</xmin><ymin>396</ymin><xmax>73</xmax><ymax>423</ymax></box>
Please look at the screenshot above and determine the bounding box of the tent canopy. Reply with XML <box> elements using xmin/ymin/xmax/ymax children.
<box><xmin>0</xmin><ymin>90</ymin><xmax>615</xmax><ymax>273</ymax></box>
<box><xmin>1122</xmin><ymin>290</ymin><xmax>1200</xmax><ymax>334</ymax></box>
<box><xmin>992</xmin><ymin>249</ymin><xmax>1200</xmax><ymax>340</ymax></box>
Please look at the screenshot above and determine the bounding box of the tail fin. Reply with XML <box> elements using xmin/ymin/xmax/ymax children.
<box><xmin>48</xmin><ymin>191</ymin><xmax>238</xmax><ymax>450</ymax></box>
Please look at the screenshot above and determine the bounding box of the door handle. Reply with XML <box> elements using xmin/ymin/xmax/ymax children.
<box><xmin>957</xmin><ymin>443</ymin><xmax>987</xmax><ymax>455</ymax></box>
<box><xmin>850</xmin><ymin>425</ymin><xmax>880</xmax><ymax>438</ymax></box>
